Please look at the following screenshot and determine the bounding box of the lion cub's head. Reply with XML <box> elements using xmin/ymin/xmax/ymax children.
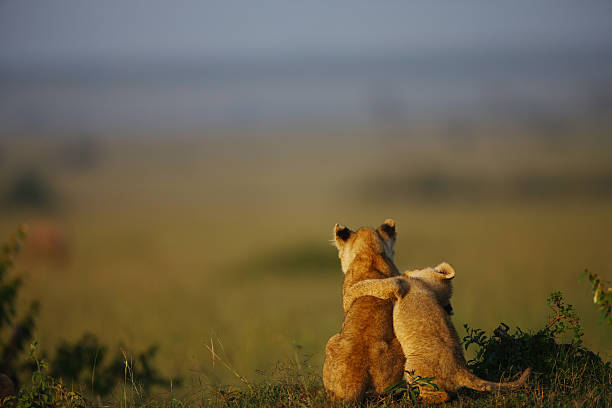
<box><xmin>333</xmin><ymin>219</ymin><xmax>397</xmax><ymax>274</ymax></box>
<box><xmin>405</xmin><ymin>262</ymin><xmax>455</xmax><ymax>311</ymax></box>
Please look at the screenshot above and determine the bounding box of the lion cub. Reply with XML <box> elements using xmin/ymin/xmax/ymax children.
<box><xmin>344</xmin><ymin>263</ymin><xmax>530</xmax><ymax>403</ymax></box>
<box><xmin>323</xmin><ymin>219</ymin><xmax>405</xmax><ymax>402</ymax></box>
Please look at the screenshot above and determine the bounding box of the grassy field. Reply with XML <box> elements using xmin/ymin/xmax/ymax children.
<box><xmin>1</xmin><ymin>123</ymin><xmax>612</xmax><ymax>405</ymax></box>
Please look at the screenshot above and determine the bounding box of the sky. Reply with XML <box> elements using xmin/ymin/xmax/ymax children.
<box><xmin>2</xmin><ymin>1</ymin><xmax>612</xmax><ymax>65</ymax></box>
<box><xmin>1</xmin><ymin>1</ymin><xmax>611</xmax><ymax>131</ymax></box>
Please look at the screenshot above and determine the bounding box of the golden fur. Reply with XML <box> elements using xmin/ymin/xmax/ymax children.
<box><xmin>322</xmin><ymin>219</ymin><xmax>406</xmax><ymax>402</ymax></box>
<box><xmin>344</xmin><ymin>263</ymin><xmax>531</xmax><ymax>403</ymax></box>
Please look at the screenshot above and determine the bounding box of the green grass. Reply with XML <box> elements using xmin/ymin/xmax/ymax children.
<box><xmin>128</xmin><ymin>293</ymin><xmax>612</xmax><ymax>407</ymax></box>
<box><xmin>1</xmin><ymin>124</ymin><xmax>612</xmax><ymax>405</ymax></box>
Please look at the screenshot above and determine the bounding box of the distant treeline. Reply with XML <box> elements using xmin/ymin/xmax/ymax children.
<box><xmin>366</xmin><ymin>170</ymin><xmax>612</xmax><ymax>201</ymax></box>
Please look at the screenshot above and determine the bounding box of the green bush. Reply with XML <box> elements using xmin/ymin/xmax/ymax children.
<box><xmin>462</xmin><ymin>292</ymin><xmax>611</xmax><ymax>407</ymax></box>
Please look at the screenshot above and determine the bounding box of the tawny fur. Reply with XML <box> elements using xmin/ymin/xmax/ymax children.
<box><xmin>322</xmin><ymin>219</ymin><xmax>406</xmax><ymax>402</ymax></box>
<box><xmin>344</xmin><ymin>263</ymin><xmax>531</xmax><ymax>403</ymax></box>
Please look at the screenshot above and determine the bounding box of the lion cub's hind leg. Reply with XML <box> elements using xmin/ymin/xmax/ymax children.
<box><xmin>323</xmin><ymin>334</ymin><xmax>369</xmax><ymax>402</ymax></box>
<box><xmin>369</xmin><ymin>338</ymin><xmax>405</xmax><ymax>395</ymax></box>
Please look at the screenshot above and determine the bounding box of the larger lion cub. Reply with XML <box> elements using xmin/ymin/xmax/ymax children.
<box><xmin>344</xmin><ymin>263</ymin><xmax>530</xmax><ymax>403</ymax></box>
<box><xmin>323</xmin><ymin>219</ymin><xmax>405</xmax><ymax>402</ymax></box>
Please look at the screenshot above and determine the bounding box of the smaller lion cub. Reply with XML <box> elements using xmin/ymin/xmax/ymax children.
<box><xmin>344</xmin><ymin>263</ymin><xmax>530</xmax><ymax>403</ymax></box>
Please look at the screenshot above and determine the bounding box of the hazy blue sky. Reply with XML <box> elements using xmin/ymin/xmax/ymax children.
<box><xmin>1</xmin><ymin>1</ymin><xmax>611</xmax><ymax>131</ymax></box>
<box><xmin>2</xmin><ymin>1</ymin><xmax>612</xmax><ymax>64</ymax></box>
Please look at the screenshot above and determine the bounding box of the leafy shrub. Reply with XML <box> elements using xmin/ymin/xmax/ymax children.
<box><xmin>9</xmin><ymin>341</ymin><xmax>88</xmax><ymax>408</ymax></box>
<box><xmin>0</xmin><ymin>227</ymin><xmax>38</xmax><ymax>386</ymax></box>
<box><xmin>463</xmin><ymin>292</ymin><xmax>611</xmax><ymax>406</ymax></box>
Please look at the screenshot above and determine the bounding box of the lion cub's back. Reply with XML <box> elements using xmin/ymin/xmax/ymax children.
<box><xmin>394</xmin><ymin>290</ymin><xmax>459</xmax><ymax>354</ymax></box>
<box><xmin>343</xmin><ymin>295</ymin><xmax>395</xmax><ymax>340</ymax></box>
<box><xmin>393</xmin><ymin>288</ymin><xmax>465</xmax><ymax>386</ymax></box>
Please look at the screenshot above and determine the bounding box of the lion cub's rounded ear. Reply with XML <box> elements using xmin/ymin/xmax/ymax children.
<box><xmin>378</xmin><ymin>218</ymin><xmax>396</xmax><ymax>239</ymax></box>
<box><xmin>435</xmin><ymin>262</ymin><xmax>455</xmax><ymax>279</ymax></box>
<box><xmin>334</xmin><ymin>223</ymin><xmax>353</xmax><ymax>241</ymax></box>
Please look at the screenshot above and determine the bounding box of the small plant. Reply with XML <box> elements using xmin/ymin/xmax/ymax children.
<box><xmin>581</xmin><ymin>269</ymin><xmax>612</xmax><ymax>325</ymax></box>
<box><xmin>11</xmin><ymin>341</ymin><xmax>88</xmax><ymax>408</ymax></box>
<box><xmin>383</xmin><ymin>370</ymin><xmax>440</xmax><ymax>404</ymax></box>
<box><xmin>543</xmin><ymin>291</ymin><xmax>583</xmax><ymax>343</ymax></box>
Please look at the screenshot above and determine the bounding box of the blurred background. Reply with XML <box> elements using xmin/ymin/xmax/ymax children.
<box><xmin>1</xmin><ymin>0</ymin><xmax>611</xmax><ymax>389</ymax></box>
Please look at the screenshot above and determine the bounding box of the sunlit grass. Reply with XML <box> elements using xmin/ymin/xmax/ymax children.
<box><xmin>1</xmin><ymin>126</ymin><xmax>611</xmax><ymax>399</ymax></box>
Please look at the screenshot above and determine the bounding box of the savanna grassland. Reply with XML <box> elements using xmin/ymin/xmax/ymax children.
<box><xmin>1</xmin><ymin>121</ymin><xmax>611</xmax><ymax>406</ymax></box>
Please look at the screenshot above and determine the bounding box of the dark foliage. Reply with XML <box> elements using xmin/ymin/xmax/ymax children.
<box><xmin>50</xmin><ymin>333</ymin><xmax>173</xmax><ymax>397</ymax></box>
<box><xmin>462</xmin><ymin>292</ymin><xmax>611</xmax><ymax>407</ymax></box>
<box><xmin>10</xmin><ymin>342</ymin><xmax>88</xmax><ymax>408</ymax></box>
<box><xmin>0</xmin><ymin>227</ymin><xmax>38</xmax><ymax>386</ymax></box>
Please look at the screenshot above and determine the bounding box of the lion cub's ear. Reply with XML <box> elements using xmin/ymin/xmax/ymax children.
<box><xmin>434</xmin><ymin>262</ymin><xmax>455</xmax><ymax>280</ymax></box>
<box><xmin>334</xmin><ymin>223</ymin><xmax>353</xmax><ymax>241</ymax></box>
<box><xmin>377</xmin><ymin>218</ymin><xmax>396</xmax><ymax>240</ymax></box>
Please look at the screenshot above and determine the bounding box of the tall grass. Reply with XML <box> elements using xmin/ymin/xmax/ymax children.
<box><xmin>1</xmin><ymin>126</ymin><xmax>611</xmax><ymax>401</ymax></box>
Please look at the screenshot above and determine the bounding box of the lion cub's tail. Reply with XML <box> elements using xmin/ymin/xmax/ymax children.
<box><xmin>457</xmin><ymin>367</ymin><xmax>531</xmax><ymax>392</ymax></box>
